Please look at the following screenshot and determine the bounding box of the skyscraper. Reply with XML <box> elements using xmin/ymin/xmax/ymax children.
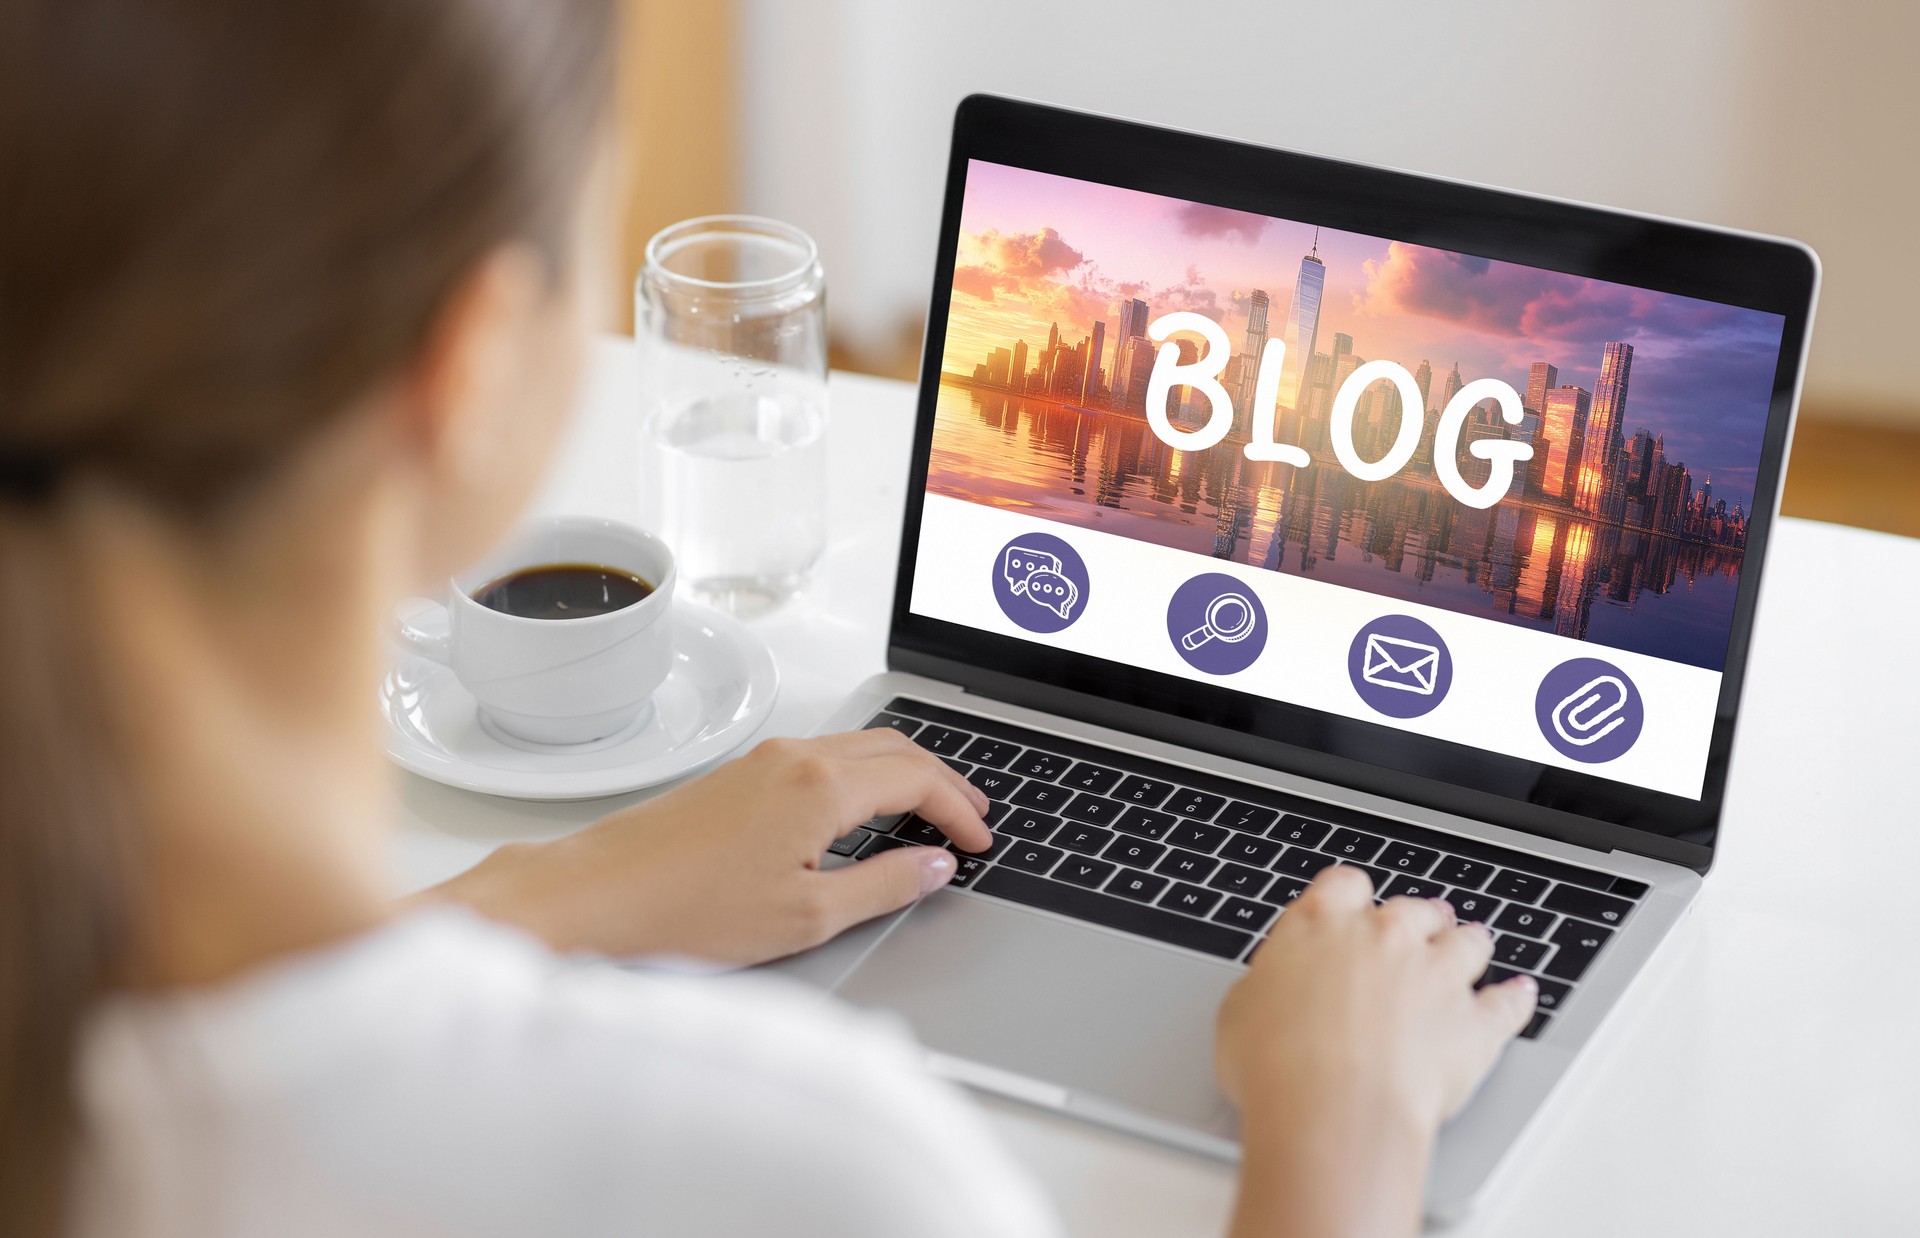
<box><xmin>1081</xmin><ymin>321</ymin><xmax>1105</xmax><ymax>405</ymax></box>
<box><xmin>1440</xmin><ymin>362</ymin><xmax>1464</xmax><ymax>413</ymax></box>
<box><xmin>1525</xmin><ymin>362</ymin><xmax>1559</xmax><ymax>414</ymax></box>
<box><xmin>1574</xmin><ymin>342</ymin><xmax>1633</xmax><ymax>516</ymax></box>
<box><xmin>1538</xmin><ymin>385</ymin><xmax>1591</xmax><ymax>501</ymax></box>
<box><xmin>1011</xmin><ymin>339</ymin><xmax>1027</xmax><ymax>392</ymax></box>
<box><xmin>1237</xmin><ymin>290</ymin><xmax>1270</xmax><ymax>411</ymax></box>
<box><xmin>1274</xmin><ymin>232</ymin><xmax>1326</xmax><ymax>410</ymax></box>
<box><xmin>1112</xmin><ymin>297</ymin><xmax>1149</xmax><ymax>404</ymax></box>
<box><xmin>1414</xmin><ymin>359</ymin><xmax>1433</xmax><ymax>412</ymax></box>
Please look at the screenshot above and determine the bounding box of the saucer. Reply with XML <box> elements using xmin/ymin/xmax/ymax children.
<box><xmin>380</xmin><ymin>603</ymin><xmax>778</xmax><ymax>800</ymax></box>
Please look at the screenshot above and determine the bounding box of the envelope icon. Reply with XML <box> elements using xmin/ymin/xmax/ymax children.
<box><xmin>1363</xmin><ymin>633</ymin><xmax>1440</xmax><ymax>695</ymax></box>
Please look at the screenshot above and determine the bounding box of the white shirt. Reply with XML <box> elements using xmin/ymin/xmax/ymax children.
<box><xmin>73</xmin><ymin>909</ymin><xmax>1062</xmax><ymax>1238</ymax></box>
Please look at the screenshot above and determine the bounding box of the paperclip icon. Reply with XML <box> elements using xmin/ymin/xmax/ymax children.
<box><xmin>1550</xmin><ymin>676</ymin><xmax>1630</xmax><ymax>746</ymax></box>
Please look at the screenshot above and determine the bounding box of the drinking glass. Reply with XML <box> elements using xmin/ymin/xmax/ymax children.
<box><xmin>636</xmin><ymin>215</ymin><xmax>828</xmax><ymax>615</ymax></box>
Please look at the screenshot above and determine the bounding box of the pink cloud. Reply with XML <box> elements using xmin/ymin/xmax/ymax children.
<box><xmin>1173</xmin><ymin>202</ymin><xmax>1272</xmax><ymax>245</ymax></box>
<box><xmin>978</xmin><ymin>227</ymin><xmax>1085</xmax><ymax>278</ymax></box>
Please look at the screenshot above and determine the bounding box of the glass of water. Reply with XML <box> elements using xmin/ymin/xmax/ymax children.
<box><xmin>636</xmin><ymin>215</ymin><xmax>828</xmax><ymax>615</ymax></box>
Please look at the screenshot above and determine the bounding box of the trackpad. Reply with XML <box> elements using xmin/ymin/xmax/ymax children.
<box><xmin>836</xmin><ymin>889</ymin><xmax>1239</xmax><ymax>1133</ymax></box>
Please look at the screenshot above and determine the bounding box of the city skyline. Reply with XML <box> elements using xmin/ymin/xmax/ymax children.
<box><xmin>943</xmin><ymin>159</ymin><xmax>1784</xmax><ymax>516</ymax></box>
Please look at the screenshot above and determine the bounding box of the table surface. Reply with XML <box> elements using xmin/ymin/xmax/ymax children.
<box><xmin>394</xmin><ymin>339</ymin><xmax>1919</xmax><ymax>1236</ymax></box>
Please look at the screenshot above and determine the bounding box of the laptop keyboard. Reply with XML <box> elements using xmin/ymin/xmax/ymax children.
<box><xmin>830</xmin><ymin>698</ymin><xmax>1650</xmax><ymax>1041</ymax></box>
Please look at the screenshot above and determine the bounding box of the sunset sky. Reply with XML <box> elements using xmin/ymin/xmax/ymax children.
<box><xmin>941</xmin><ymin>160</ymin><xmax>1785</xmax><ymax>513</ymax></box>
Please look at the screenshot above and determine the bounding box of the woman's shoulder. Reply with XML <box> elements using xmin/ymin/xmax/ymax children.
<box><xmin>76</xmin><ymin>908</ymin><xmax>1060</xmax><ymax>1238</ymax></box>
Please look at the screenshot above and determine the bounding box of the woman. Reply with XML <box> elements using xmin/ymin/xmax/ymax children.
<box><xmin>0</xmin><ymin>2</ymin><xmax>1537</xmax><ymax>1235</ymax></box>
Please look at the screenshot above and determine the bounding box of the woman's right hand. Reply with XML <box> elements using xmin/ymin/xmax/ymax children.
<box><xmin>1215</xmin><ymin>865</ymin><xmax>1536</xmax><ymax>1238</ymax></box>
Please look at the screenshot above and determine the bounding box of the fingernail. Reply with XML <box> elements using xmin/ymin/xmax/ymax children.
<box><xmin>1510</xmin><ymin>975</ymin><xmax>1538</xmax><ymax>996</ymax></box>
<box><xmin>917</xmin><ymin>850</ymin><xmax>956</xmax><ymax>894</ymax></box>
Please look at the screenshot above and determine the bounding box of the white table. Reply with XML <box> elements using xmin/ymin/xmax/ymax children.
<box><xmin>395</xmin><ymin>339</ymin><xmax>1920</xmax><ymax>1236</ymax></box>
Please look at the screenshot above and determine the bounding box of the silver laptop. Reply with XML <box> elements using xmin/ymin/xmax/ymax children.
<box><xmin>768</xmin><ymin>95</ymin><xmax>1817</xmax><ymax>1220</ymax></box>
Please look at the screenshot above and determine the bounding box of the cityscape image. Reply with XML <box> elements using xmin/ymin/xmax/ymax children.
<box><xmin>927</xmin><ymin>161</ymin><xmax>1788</xmax><ymax>672</ymax></box>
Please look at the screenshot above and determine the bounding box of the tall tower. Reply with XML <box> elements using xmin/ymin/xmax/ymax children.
<box><xmin>1081</xmin><ymin>321</ymin><xmax>1105</xmax><ymax>405</ymax></box>
<box><xmin>1440</xmin><ymin>362</ymin><xmax>1464</xmax><ymax>412</ymax></box>
<box><xmin>1574</xmin><ymin>342</ymin><xmax>1633</xmax><ymax>516</ymax></box>
<box><xmin>1236</xmin><ymin>290</ymin><xmax>1270</xmax><ymax>411</ymax></box>
<box><xmin>1011</xmin><ymin>339</ymin><xmax>1027</xmax><ymax>392</ymax></box>
<box><xmin>1525</xmin><ymin>362</ymin><xmax>1559</xmax><ymax>414</ymax></box>
<box><xmin>1414</xmin><ymin>359</ymin><xmax>1434</xmax><ymax>412</ymax></box>
<box><xmin>1112</xmin><ymin>297</ymin><xmax>1149</xmax><ymax>403</ymax></box>
<box><xmin>1274</xmin><ymin>231</ymin><xmax>1326</xmax><ymax>410</ymax></box>
<box><xmin>1538</xmin><ymin>385</ymin><xmax>1591</xmax><ymax>501</ymax></box>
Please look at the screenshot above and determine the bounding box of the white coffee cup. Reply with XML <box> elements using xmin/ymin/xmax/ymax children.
<box><xmin>395</xmin><ymin>516</ymin><xmax>677</xmax><ymax>746</ymax></box>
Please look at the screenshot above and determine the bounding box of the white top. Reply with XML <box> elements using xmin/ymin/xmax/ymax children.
<box><xmin>72</xmin><ymin>910</ymin><xmax>1062</xmax><ymax>1238</ymax></box>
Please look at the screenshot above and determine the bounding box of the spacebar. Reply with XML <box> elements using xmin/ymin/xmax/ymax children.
<box><xmin>973</xmin><ymin>868</ymin><xmax>1251</xmax><ymax>960</ymax></box>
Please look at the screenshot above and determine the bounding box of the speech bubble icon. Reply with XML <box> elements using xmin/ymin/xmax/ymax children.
<box><xmin>1003</xmin><ymin>545</ymin><xmax>1062</xmax><ymax>596</ymax></box>
<box><xmin>1023</xmin><ymin>568</ymin><xmax>1079</xmax><ymax>620</ymax></box>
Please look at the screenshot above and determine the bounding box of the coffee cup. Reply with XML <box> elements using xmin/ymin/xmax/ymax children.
<box><xmin>394</xmin><ymin>516</ymin><xmax>676</xmax><ymax>745</ymax></box>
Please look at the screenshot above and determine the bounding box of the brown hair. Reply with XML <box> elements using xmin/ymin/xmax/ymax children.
<box><xmin>0</xmin><ymin>0</ymin><xmax>614</xmax><ymax>1230</ymax></box>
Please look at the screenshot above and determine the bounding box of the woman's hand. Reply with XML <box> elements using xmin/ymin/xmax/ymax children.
<box><xmin>1215</xmin><ymin>865</ymin><xmax>1536</xmax><ymax>1238</ymax></box>
<box><xmin>431</xmin><ymin>729</ymin><xmax>993</xmax><ymax>966</ymax></box>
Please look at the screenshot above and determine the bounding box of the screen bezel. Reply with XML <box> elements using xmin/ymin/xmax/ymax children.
<box><xmin>887</xmin><ymin>94</ymin><xmax>1817</xmax><ymax>873</ymax></box>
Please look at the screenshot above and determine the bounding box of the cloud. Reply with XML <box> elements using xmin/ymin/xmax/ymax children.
<box><xmin>977</xmin><ymin>227</ymin><xmax>1085</xmax><ymax>278</ymax></box>
<box><xmin>953</xmin><ymin>263</ymin><xmax>1019</xmax><ymax>302</ymax></box>
<box><xmin>1173</xmin><ymin>202</ymin><xmax>1272</xmax><ymax>245</ymax></box>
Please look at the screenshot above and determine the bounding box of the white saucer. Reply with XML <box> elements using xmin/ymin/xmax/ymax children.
<box><xmin>380</xmin><ymin>603</ymin><xmax>778</xmax><ymax>800</ymax></box>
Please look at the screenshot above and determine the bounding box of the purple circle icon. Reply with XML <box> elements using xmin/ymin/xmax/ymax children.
<box><xmin>1348</xmin><ymin>614</ymin><xmax>1453</xmax><ymax>718</ymax></box>
<box><xmin>1535</xmin><ymin>657</ymin><xmax>1644</xmax><ymax>763</ymax></box>
<box><xmin>991</xmin><ymin>532</ymin><xmax>1089</xmax><ymax>634</ymax></box>
<box><xmin>1166</xmin><ymin>573</ymin><xmax>1267</xmax><ymax>675</ymax></box>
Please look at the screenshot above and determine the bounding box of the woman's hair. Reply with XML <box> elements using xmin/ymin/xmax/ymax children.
<box><xmin>0</xmin><ymin>1</ymin><xmax>614</xmax><ymax>1230</ymax></box>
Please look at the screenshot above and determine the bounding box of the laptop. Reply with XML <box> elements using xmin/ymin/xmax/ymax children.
<box><xmin>767</xmin><ymin>94</ymin><xmax>1817</xmax><ymax>1219</ymax></box>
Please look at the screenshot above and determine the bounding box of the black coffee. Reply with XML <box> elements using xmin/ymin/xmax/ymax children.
<box><xmin>472</xmin><ymin>563</ymin><xmax>653</xmax><ymax>620</ymax></box>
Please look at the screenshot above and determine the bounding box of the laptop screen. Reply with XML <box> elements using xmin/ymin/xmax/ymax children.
<box><xmin>906</xmin><ymin>158</ymin><xmax>1788</xmax><ymax>803</ymax></box>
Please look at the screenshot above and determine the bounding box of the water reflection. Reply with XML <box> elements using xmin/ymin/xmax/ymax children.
<box><xmin>930</xmin><ymin>385</ymin><xmax>1744</xmax><ymax>671</ymax></box>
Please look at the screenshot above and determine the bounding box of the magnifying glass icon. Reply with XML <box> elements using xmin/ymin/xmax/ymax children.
<box><xmin>1180</xmin><ymin>591</ymin><xmax>1257</xmax><ymax>651</ymax></box>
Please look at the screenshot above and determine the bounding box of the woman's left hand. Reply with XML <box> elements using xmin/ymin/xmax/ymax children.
<box><xmin>427</xmin><ymin>728</ymin><xmax>993</xmax><ymax>965</ymax></box>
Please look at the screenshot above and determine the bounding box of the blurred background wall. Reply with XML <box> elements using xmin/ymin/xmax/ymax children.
<box><xmin>619</xmin><ymin>0</ymin><xmax>1920</xmax><ymax>535</ymax></box>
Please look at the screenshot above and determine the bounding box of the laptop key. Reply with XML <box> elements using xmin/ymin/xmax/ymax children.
<box><xmin>1493</xmin><ymin>934</ymin><xmax>1550</xmax><ymax>970</ymax></box>
<box><xmin>914</xmin><ymin>725</ymin><xmax>972</xmax><ymax>756</ymax></box>
<box><xmin>1009</xmin><ymin>781</ymin><xmax>1076</xmax><ymax>813</ymax></box>
<box><xmin>1533</xmin><ymin>976</ymin><xmax>1572</xmax><ymax>1012</ymax></box>
<box><xmin>1056</xmin><ymin>856</ymin><xmax>1117</xmax><ymax>889</ymax></box>
<box><xmin>1609</xmin><ymin>876</ymin><xmax>1650</xmax><ymax>899</ymax></box>
<box><xmin>1053</xmin><ymin>823</ymin><xmax>1115</xmax><ymax>855</ymax></box>
<box><xmin>998</xmin><ymin>809</ymin><xmax>1061</xmax><ymax>843</ymax></box>
<box><xmin>1474</xmin><ymin>964</ymin><xmax>1520</xmax><ymax>989</ymax></box>
<box><xmin>1487</xmin><ymin>870</ymin><xmax>1550</xmax><ymax>904</ymax></box>
<box><xmin>868</xmin><ymin>712</ymin><xmax>922</xmax><ymax>737</ymax></box>
<box><xmin>1493</xmin><ymin>905</ymin><xmax>1559</xmax><ymax>939</ymax></box>
<box><xmin>1321</xmin><ymin>828</ymin><xmax>1386</xmax><ymax>863</ymax></box>
<box><xmin>1377</xmin><ymin>844</ymin><xmax>1440</xmax><ymax>876</ymax></box>
<box><xmin>1207</xmin><ymin>863</ymin><xmax>1274</xmax><ymax>899</ymax></box>
<box><xmin>1167</xmin><ymin>821</ymin><xmax>1230</xmax><ymax>853</ymax></box>
<box><xmin>1112</xmin><ymin>775</ymin><xmax>1176</xmax><ymax>808</ymax></box>
<box><xmin>1433</xmin><ymin>856</ymin><xmax>1495</xmax><ymax>889</ymax></box>
<box><xmin>1113</xmin><ymin>807</ymin><xmax>1176</xmax><ymax>840</ymax></box>
<box><xmin>1063</xmin><ymin>793</ymin><xmax>1126</xmax><ymax>826</ymax></box>
<box><xmin>1273</xmin><ymin>847</ymin><xmax>1337</xmax><ymax>879</ymax></box>
<box><xmin>1060</xmin><ymin>762</ymin><xmax>1124</xmax><ymax>794</ymax></box>
<box><xmin>1542</xmin><ymin>883</ymin><xmax>1635</xmax><ymax>926</ymax></box>
<box><xmin>1543</xmin><ymin>918</ymin><xmax>1613</xmax><ymax>982</ymax></box>
<box><xmin>1267</xmin><ymin>876</ymin><xmax>1309</xmax><ymax>904</ymax></box>
<box><xmin>965</xmin><ymin>768</ymin><xmax>1021</xmax><ymax>800</ymax></box>
<box><xmin>1159</xmin><ymin>882</ymin><xmax>1223</xmax><ymax>916</ymax></box>
<box><xmin>949</xmin><ymin>854</ymin><xmax>991</xmax><ymax>888</ymax></box>
<box><xmin>1220</xmin><ymin>835</ymin><xmax>1283</xmax><ymax>867</ymax></box>
<box><xmin>958</xmin><ymin>738</ymin><xmax>1021</xmax><ymax>769</ymax></box>
<box><xmin>1445</xmin><ymin>890</ymin><xmax>1503</xmax><ymax>923</ymax></box>
<box><xmin>827</xmin><ymin>828</ymin><xmax>871</xmax><ymax>857</ymax></box>
<box><xmin>1001</xmin><ymin>841</ymin><xmax>1064</xmax><ymax>876</ymax></box>
<box><xmin>1154</xmin><ymin>848</ymin><xmax>1220</xmax><ymax>882</ymax></box>
<box><xmin>1268</xmin><ymin>816</ymin><xmax>1332</xmax><ymax>848</ymax></box>
<box><xmin>1342</xmin><ymin>863</ymin><xmax>1392</xmax><ymax>892</ymax></box>
<box><xmin>1108</xmin><ymin>870</ymin><xmax>1170</xmax><ymax>903</ymax></box>
<box><xmin>1009</xmin><ymin>749</ymin><xmax>1073</xmax><ymax>781</ymax></box>
<box><xmin>1102</xmin><ymin>837</ymin><xmax>1166</xmax><ymax>868</ymax></box>
<box><xmin>950</xmin><ymin>833</ymin><xmax>1012</xmax><ymax>861</ymax></box>
<box><xmin>1382</xmin><ymin>875</ymin><xmax>1447</xmax><ymax>901</ymax></box>
<box><xmin>939</xmin><ymin>757</ymin><xmax>972</xmax><ymax>776</ymax></box>
<box><xmin>982</xmin><ymin>801</ymin><xmax>1012</xmax><ymax>826</ymax></box>
<box><xmin>1520</xmin><ymin>1011</ymin><xmax>1552</xmax><ymax>1040</ymax></box>
<box><xmin>972</xmin><ymin>868</ymin><xmax>1252</xmax><ymax>960</ymax></box>
<box><xmin>1167</xmin><ymin>789</ymin><xmax>1226</xmax><ymax>821</ymax></box>
<box><xmin>1212</xmin><ymin>897</ymin><xmax>1279</xmax><ymax>933</ymax></box>
<box><xmin>895</xmin><ymin>817</ymin><xmax>951</xmax><ymax>847</ymax></box>
<box><xmin>1218</xmin><ymin>802</ymin><xmax>1280</xmax><ymax>834</ymax></box>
